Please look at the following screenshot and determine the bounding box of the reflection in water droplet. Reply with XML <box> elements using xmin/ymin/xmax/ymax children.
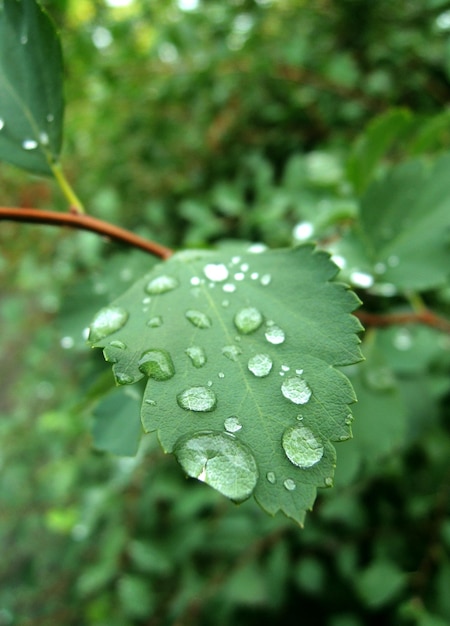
<box><xmin>282</xmin><ymin>425</ymin><xmax>324</xmax><ymax>468</ymax></box>
<box><xmin>115</xmin><ymin>372</ymin><xmax>135</xmax><ymax>385</ymax></box>
<box><xmin>203</xmin><ymin>263</ymin><xmax>229</xmax><ymax>282</ymax></box>
<box><xmin>109</xmin><ymin>340</ymin><xmax>127</xmax><ymax>349</ymax></box>
<box><xmin>284</xmin><ymin>478</ymin><xmax>296</xmax><ymax>491</ymax></box>
<box><xmin>177</xmin><ymin>386</ymin><xmax>217</xmax><ymax>411</ymax></box>
<box><xmin>265</xmin><ymin>323</ymin><xmax>285</xmax><ymax>345</ymax></box>
<box><xmin>185</xmin><ymin>309</ymin><xmax>212</xmax><ymax>328</ymax></box>
<box><xmin>138</xmin><ymin>349</ymin><xmax>175</xmax><ymax>381</ymax></box>
<box><xmin>224</xmin><ymin>416</ymin><xmax>242</xmax><ymax>432</ymax></box>
<box><xmin>281</xmin><ymin>375</ymin><xmax>312</xmax><ymax>405</ymax></box>
<box><xmin>234</xmin><ymin>307</ymin><xmax>263</xmax><ymax>334</ymax></box>
<box><xmin>266</xmin><ymin>471</ymin><xmax>276</xmax><ymax>484</ymax></box>
<box><xmin>222</xmin><ymin>345</ymin><xmax>242</xmax><ymax>361</ymax></box>
<box><xmin>89</xmin><ymin>306</ymin><xmax>129</xmax><ymax>342</ymax></box>
<box><xmin>186</xmin><ymin>345</ymin><xmax>207</xmax><ymax>368</ymax></box>
<box><xmin>248</xmin><ymin>353</ymin><xmax>272</xmax><ymax>377</ymax></box>
<box><xmin>147</xmin><ymin>316</ymin><xmax>163</xmax><ymax>328</ymax></box>
<box><xmin>174</xmin><ymin>431</ymin><xmax>258</xmax><ymax>501</ymax></box>
<box><xmin>145</xmin><ymin>275</ymin><xmax>178</xmax><ymax>294</ymax></box>
<box><xmin>22</xmin><ymin>139</ymin><xmax>38</xmax><ymax>150</ymax></box>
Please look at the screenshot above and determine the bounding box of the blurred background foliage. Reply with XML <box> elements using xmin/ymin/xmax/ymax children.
<box><xmin>0</xmin><ymin>0</ymin><xmax>450</xmax><ymax>624</ymax></box>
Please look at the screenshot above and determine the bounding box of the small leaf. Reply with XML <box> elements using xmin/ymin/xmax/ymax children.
<box><xmin>0</xmin><ymin>0</ymin><xmax>64</xmax><ymax>174</ymax></box>
<box><xmin>88</xmin><ymin>244</ymin><xmax>362</xmax><ymax>524</ymax></box>
<box><xmin>91</xmin><ymin>387</ymin><xmax>142</xmax><ymax>456</ymax></box>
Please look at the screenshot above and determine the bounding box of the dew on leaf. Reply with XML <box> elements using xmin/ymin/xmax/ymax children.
<box><xmin>0</xmin><ymin>118</ymin><xmax>4</xmax><ymax>130</ymax></box>
<box><xmin>145</xmin><ymin>275</ymin><xmax>178</xmax><ymax>294</ymax></box>
<box><xmin>190</xmin><ymin>276</ymin><xmax>201</xmax><ymax>286</ymax></box>
<box><xmin>222</xmin><ymin>345</ymin><xmax>242</xmax><ymax>361</ymax></box>
<box><xmin>266</xmin><ymin>471</ymin><xmax>276</xmax><ymax>484</ymax></box>
<box><xmin>174</xmin><ymin>431</ymin><xmax>258</xmax><ymax>501</ymax></box>
<box><xmin>234</xmin><ymin>307</ymin><xmax>263</xmax><ymax>334</ymax></box>
<box><xmin>145</xmin><ymin>398</ymin><xmax>157</xmax><ymax>406</ymax></box>
<box><xmin>324</xmin><ymin>477</ymin><xmax>333</xmax><ymax>487</ymax></box>
<box><xmin>224</xmin><ymin>416</ymin><xmax>242</xmax><ymax>433</ymax></box>
<box><xmin>284</xmin><ymin>478</ymin><xmax>296</xmax><ymax>491</ymax></box>
<box><xmin>22</xmin><ymin>139</ymin><xmax>38</xmax><ymax>150</ymax></box>
<box><xmin>234</xmin><ymin>272</ymin><xmax>245</xmax><ymax>281</ymax></box>
<box><xmin>115</xmin><ymin>372</ymin><xmax>135</xmax><ymax>385</ymax></box>
<box><xmin>147</xmin><ymin>316</ymin><xmax>163</xmax><ymax>328</ymax></box>
<box><xmin>109</xmin><ymin>340</ymin><xmax>127</xmax><ymax>350</ymax></box>
<box><xmin>265</xmin><ymin>323</ymin><xmax>285</xmax><ymax>345</ymax></box>
<box><xmin>223</xmin><ymin>283</ymin><xmax>236</xmax><ymax>293</ymax></box>
<box><xmin>282</xmin><ymin>425</ymin><xmax>324</xmax><ymax>469</ymax></box>
<box><xmin>186</xmin><ymin>345</ymin><xmax>207</xmax><ymax>368</ymax></box>
<box><xmin>185</xmin><ymin>309</ymin><xmax>212</xmax><ymax>328</ymax></box>
<box><xmin>281</xmin><ymin>375</ymin><xmax>312</xmax><ymax>405</ymax></box>
<box><xmin>218</xmin><ymin>372</ymin><xmax>225</xmax><ymax>379</ymax></box>
<box><xmin>177</xmin><ymin>386</ymin><xmax>217</xmax><ymax>412</ymax></box>
<box><xmin>260</xmin><ymin>274</ymin><xmax>271</xmax><ymax>286</ymax></box>
<box><xmin>350</xmin><ymin>271</ymin><xmax>374</xmax><ymax>288</ymax></box>
<box><xmin>240</xmin><ymin>263</ymin><xmax>249</xmax><ymax>272</ymax></box>
<box><xmin>293</xmin><ymin>221</ymin><xmax>314</xmax><ymax>241</ymax></box>
<box><xmin>203</xmin><ymin>263</ymin><xmax>229</xmax><ymax>282</ymax></box>
<box><xmin>248</xmin><ymin>353</ymin><xmax>273</xmax><ymax>377</ymax></box>
<box><xmin>88</xmin><ymin>306</ymin><xmax>129</xmax><ymax>342</ymax></box>
<box><xmin>250</xmin><ymin>272</ymin><xmax>259</xmax><ymax>280</ymax></box>
<box><xmin>39</xmin><ymin>132</ymin><xmax>49</xmax><ymax>146</ymax></box>
<box><xmin>248</xmin><ymin>243</ymin><xmax>267</xmax><ymax>253</ymax></box>
<box><xmin>138</xmin><ymin>349</ymin><xmax>175</xmax><ymax>381</ymax></box>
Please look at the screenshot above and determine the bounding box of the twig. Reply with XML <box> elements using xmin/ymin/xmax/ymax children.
<box><xmin>356</xmin><ymin>309</ymin><xmax>450</xmax><ymax>333</ymax></box>
<box><xmin>0</xmin><ymin>207</ymin><xmax>174</xmax><ymax>260</ymax></box>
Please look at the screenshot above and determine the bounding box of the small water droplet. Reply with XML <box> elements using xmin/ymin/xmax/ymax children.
<box><xmin>190</xmin><ymin>276</ymin><xmax>201</xmax><ymax>286</ymax></box>
<box><xmin>185</xmin><ymin>309</ymin><xmax>212</xmax><ymax>328</ymax></box>
<box><xmin>60</xmin><ymin>336</ymin><xmax>74</xmax><ymax>349</ymax></box>
<box><xmin>222</xmin><ymin>345</ymin><xmax>242</xmax><ymax>361</ymax></box>
<box><xmin>218</xmin><ymin>372</ymin><xmax>225</xmax><ymax>379</ymax></box>
<box><xmin>88</xmin><ymin>306</ymin><xmax>129</xmax><ymax>342</ymax></box>
<box><xmin>231</xmin><ymin>256</ymin><xmax>241</xmax><ymax>265</ymax></box>
<box><xmin>331</xmin><ymin>254</ymin><xmax>346</xmax><ymax>269</ymax></box>
<box><xmin>282</xmin><ymin>425</ymin><xmax>324</xmax><ymax>468</ymax></box>
<box><xmin>115</xmin><ymin>372</ymin><xmax>135</xmax><ymax>385</ymax></box>
<box><xmin>0</xmin><ymin>119</ymin><xmax>4</xmax><ymax>131</ymax></box>
<box><xmin>234</xmin><ymin>272</ymin><xmax>245</xmax><ymax>281</ymax></box>
<box><xmin>224</xmin><ymin>416</ymin><xmax>242</xmax><ymax>433</ymax></box>
<box><xmin>281</xmin><ymin>365</ymin><xmax>290</xmax><ymax>372</ymax></box>
<box><xmin>260</xmin><ymin>274</ymin><xmax>271</xmax><ymax>286</ymax></box>
<box><xmin>22</xmin><ymin>138</ymin><xmax>38</xmax><ymax>150</ymax></box>
<box><xmin>374</xmin><ymin>262</ymin><xmax>386</xmax><ymax>275</ymax></box>
<box><xmin>266</xmin><ymin>471</ymin><xmax>276</xmax><ymax>484</ymax></box>
<box><xmin>234</xmin><ymin>307</ymin><xmax>263</xmax><ymax>334</ymax></box>
<box><xmin>250</xmin><ymin>272</ymin><xmax>259</xmax><ymax>280</ymax></box>
<box><xmin>393</xmin><ymin>328</ymin><xmax>413</xmax><ymax>351</ymax></box>
<box><xmin>138</xmin><ymin>349</ymin><xmax>175</xmax><ymax>381</ymax></box>
<box><xmin>109</xmin><ymin>340</ymin><xmax>127</xmax><ymax>349</ymax></box>
<box><xmin>143</xmin><ymin>296</ymin><xmax>152</xmax><ymax>305</ymax></box>
<box><xmin>324</xmin><ymin>477</ymin><xmax>333</xmax><ymax>487</ymax></box>
<box><xmin>46</xmin><ymin>114</ymin><xmax>54</xmax><ymax>123</ymax></box>
<box><xmin>265</xmin><ymin>324</ymin><xmax>285</xmax><ymax>345</ymax></box>
<box><xmin>186</xmin><ymin>345</ymin><xmax>207</xmax><ymax>368</ymax></box>
<box><xmin>145</xmin><ymin>398</ymin><xmax>157</xmax><ymax>406</ymax></box>
<box><xmin>177</xmin><ymin>386</ymin><xmax>217</xmax><ymax>412</ymax></box>
<box><xmin>146</xmin><ymin>316</ymin><xmax>163</xmax><ymax>328</ymax></box>
<box><xmin>387</xmin><ymin>255</ymin><xmax>400</xmax><ymax>267</ymax></box>
<box><xmin>293</xmin><ymin>221</ymin><xmax>314</xmax><ymax>241</ymax></box>
<box><xmin>350</xmin><ymin>271</ymin><xmax>374</xmax><ymax>288</ymax></box>
<box><xmin>240</xmin><ymin>263</ymin><xmax>249</xmax><ymax>272</ymax></box>
<box><xmin>248</xmin><ymin>243</ymin><xmax>267</xmax><ymax>253</ymax></box>
<box><xmin>145</xmin><ymin>275</ymin><xmax>178</xmax><ymax>294</ymax></box>
<box><xmin>284</xmin><ymin>478</ymin><xmax>296</xmax><ymax>491</ymax></box>
<box><xmin>247</xmin><ymin>353</ymin><xmax>273</xmax><ymax>377</ymax></box>
<box><xmin>39</xmin><ymin>131</ymin><xmax>49</xmax><ymax>145</ymax></box>
<box><xmin>281</xmin><ymin>375</ymin><xmax>312</xmax><ymax>405</ymax></box>
<box><xmin>203</xmin><ymin>263</ymin><xmax>229</xmax><ymax>282</ymax></box>
<box><xmin>174</xmin><ymin>431</ymin><xmax>258</xmax><ymax>501</ymax></box>
<box><xmin>20</xmin><ymin>34</ymin><xmax>28</xmax><ymax>44</ymax></box>
<box><xmin>222</xmin><ymin>283</ymin><xmax>236</xmax><ymax>293</ymax></box>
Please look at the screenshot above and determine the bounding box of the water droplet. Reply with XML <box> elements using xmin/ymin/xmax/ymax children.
<box><xmin>222</xmin><ymin>345</ymin><xmax>242</xmax><ymax>361</ymax></box>
<box><xmin>248</xmin><ymin>243</ymin><xmax>267</xmax><ymax>253</ymax></box>
<box><xmin>222</xmin><ymin>283</ymin><xmax>236</xmax><ymax>293</ymax></box>
<box><xmin>218</xmin><ymin>372</ymin><xmax>225</xmax><ymax>379</ymax></box>
<box><xmin>260</xmin><ymin>274</ymin><xmax>271</xmax><ymax>286</ymax></box>
<box><xmin>250</xmin><ymin>272</ymin><xmax>259</xmax><ymax>280</ymax></box>
<box><xmin>248</xmin><ymin>353</ymin><xmax>273</xmax><ymax>377</ymax></box>
<box><xmin>138</xmin><ymin>349</ymin><xmax>175</xmax><ymax>381</ymax></box>
<box><xmin>60</xmin><ymin>336</ymin><xmax>74</xmax><ymax>349</ymax></box>
<box><xmin>22</xmin><ymin>138</ymin><xmax>38</xmax><ymax>150</ymax></box>
<box><xmin>46</xmin><ymin>114</ymin><xmax>54</xmax><ymax>123</ymax></box>
<box><xmin>234</xmin><ymin>272</ymin><xmax>245</xmax><ymax>281</ymax></box>
<box><xmin>281</xmin><ymin>365</ymin><xmax>290</xmax><ymax>372</ymax></box>
<box><xmin>370</xmin><ymin>282</ymin><xmax>397</xmax><ymax>297</ymax></box>
<box><xmin>266</xmin><ymin>471</ymin><xmax>276</xmax><ymax>484</ymax></box>
<box><xmin>145</xmin><ymin>275</ymin><xmax>178</xmax><ymax>294</ymax></box>
<box><xmin>39</xmin><ymin>131</ymin><xmax>49</xmax><ymax>145</ymax></box>
<box><xmin>265</xmin><ymin>324</ymin><xmax>285</xmax><ymax>345</ymax></box>
<box><xmin>186</xmin><ymin>345</ymin><xmax>207</xmax><ymax>368</ymax></box>
<box><xmin>374</xmin><ymin>262</ymin><xmax>386</xmax><ymax>275</ymax></box>
<box><xmin>0</xmin><ymin>119</ymin><xmax>4</xmax><ymax>131</ymax></box>
<box><xmin>115</xmin><ymin>372</ymin><xmax>135</xmax><ymax>385</ymax></box>
<box><xmin>224</xmin><ymin>416</ymin><xmax>242</xmax><ymax>433</ymax></box>
<box><xmin>284</xmin><ymin>478</ymin><xmax>296</xmax><ymax>491</ymax></box>
<box><xmin>145</xmin><ymin>398</ymin><xmax>157</xmax><ymax>406</ymax></box>
<box><xmin>350</xmin><ymin>271</ymin><xmax>374</xmax><ymax>288</ymax></box>
<box><xmin>109</xmin><ymin>340</ymin><xmax>127</xmax><ymax>349</ymax></box>
<box><xmin>234</xmin><ymin>307</ymin><xmax>263</xmax><ymax>334</ymax></box>
<box><xmin>20</xmin><ymin>34</ymin><xmax>28</xmax><ymax>44</ymax></box>
<box><xmin>147</xmin><ymin>315</ymin><xmax>163</xmax><ymax>328</ymax></box>
<box><xmin>240</xmin><ymin>263</ymin><xmax>249</xmax><ymax>272</ymax></box>
<box><xmin>393</xmin><ymin>328</ymin><xmax>413</xmax><ymax>351</ymax></box>
<box><xmin>231</xmin><ymin>256</ymin><xmax>241</xmax><ymax>265</ymax></box>
<box><xmin>387</xmin><ymin>255</ymin><xmax>400</xmax><ymax>267</ymax></box>
<box><xmin>282</xmin><ymin>425</ymin><xmax>324</xmax><ymax>468</ymax></box>
<box><xmin>324</xmin><ymin>477</ymin><xmax>333</xmax><ymax>487</ymax></box>
<box><xmin>88</xmin><ymin>306</ymin><xmax>129</xmax><ymax>342</ymax></box>
<box><xmin>293</xmin><ymin>221</ymin><xmax>314</xmax><ymax>241</ymax></box>
<box><xmin>331</xmin><ymin>254</ymin><xmax>346</xmax><ymax>269</ymax></box>
<box><xmin>177</xmin><ymin>386</ymin><xmax>217</xmax><ymax>412</ymax></box>
<box><xmin>174</xmin><ymin>431</ymin><xmax>258</xmax><ymax>501</ymax></box>
<box><xmin>185</xmin><ymin>309</ymin><xmax>212</xmax><ymax>328</ymax></box>
<box><xmin>190</xmin><ymin>276</ymin><xmax>201</xmax><ymax>286</ymax></box>
<box><xmin>203</xmin><ymin>263</ymin><xmax>229</xmax><ymax>282</ymax></box>
<box><xmin>281</xmin><ymin>375</ymin><xmax>312</xmax><ymax>405</ymax></box>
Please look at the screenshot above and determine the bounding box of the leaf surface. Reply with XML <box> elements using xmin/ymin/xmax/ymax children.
<box><xmin>88</xmin><ymin>244</ymin><xmax>362</xmax><ymax>524</ymax></box>
<box><xmin>0</xmin><ymin>0</ymin><xmax>64</xmax><ymax>174</ymax></box>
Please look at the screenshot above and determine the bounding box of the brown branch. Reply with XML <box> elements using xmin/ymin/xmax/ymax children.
<box><xmin>356</xmin><ymin>309</ymin><xmax>450</xmax><ymax>333</ymax></box>
<box><xmin>0</xmin><ymin>207</ymin><xmax>174</xmax><ymax>260</ymax></box>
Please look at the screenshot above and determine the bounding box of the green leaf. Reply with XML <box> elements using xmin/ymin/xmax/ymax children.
<box><xmin>91</xmin><ymin>387</ymin><xmax>142</xmax><ymax>457</ymax></box>
<box><xmin>88</xmin><ymin>244</ymin><xmax>362</xmax><ymax>524</ymax></box>
<box><xmin>0</xmin><ymin>0</ymin><xmax>64</xmax><ymax>174</ymax></box>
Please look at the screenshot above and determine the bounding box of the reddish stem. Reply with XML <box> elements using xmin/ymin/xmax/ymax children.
<box><xmin>356</xmin><ymin>310</ymin><xmax>450</xmax><ymax>333</ymax></box>
<box><xmin>0</xmin><ymin>207</ymin><xmax>173</xmax><ymax>260</ymax></box>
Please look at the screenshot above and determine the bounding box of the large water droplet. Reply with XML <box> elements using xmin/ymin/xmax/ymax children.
<box><xmin>282</xmin><ymin>425</ymin><xmax>324</xmax><ymax>469</ymax></box>
<box><xmin>22</xmin><ymin>138</ymin><xmax>38</xmax><ymax>150</ymax></box>
<box><xmin>248</xmin><ymin>353</ymin><xmax>273</xmax><ymax>377</ymax></box>
<box><xmin>281</xmin><ymin>375</ymin><xmax>312</xmax><ymax>405</ymax></box>
<box><xmin>174</xmin><ymin>431</ymin><xmax>258</xmax><ymax>501</ymax></box>
<box><xmin>284</xmin><ymin>478</ymin><xmax>296</xmax><ymax>491</ymax></box>
<box><xmin>177</xmin><ymin>386</ymin><xmax>217</xmax><ymax>412</ymax></box>
<box><xmin>203</xmin><ymin>263</ymin><xmax>229</xmax><ymax>282</ymax></box>
<box><xmin>265</xmin><ymin>323</ymin><xmax>285</xmax><ymax>345</ymax></box>
<box><xmin>186</xmin><ymin>345</ymin><xmax>207</xmax><ymax>368</ymax></box>
<box><xmin>147</xmin><ymin>315</ymin><xmax>163</xmax><ymax>328</ymax></box>
<box><xmin>222</xmin><ymin>345</ymin><xmax>242</xmax><ymax>361</ymax></box>
<box><xmin>266</xmin><ymin>471</ymin><xmax>276</xmax><ymax>484</ymax></box>
<box><xmin>145</xmin><ymin>275</ymin><xmax>178</xmax><ymax>294</ymax></box>
<box><xmin>224</xmin><ymin>416</ymin><xmax>242</xmax><ymax>433</ymax></box>
<box><xmin>234</xmin><ymin>307</ymin><xmax>263</xmax><ymax>334</ymax></box>
<box><xmin>109</xmin><ymin>340</ymin><xmax>127</xmax><ymax>350</ymax></box>
<box><xmin>88</xmin><ymin>306</ymin><xmax>129</xmax><ymax>342</ymax></box>
<box><xmin>138</xmin><ymin>349</ymin><xmax>175</xmax><ymax>381</ymax></box>
<box><xmin>185</xmin><ymin>309</ymin><xmax>212</xmax><ymax>328</ymax></box>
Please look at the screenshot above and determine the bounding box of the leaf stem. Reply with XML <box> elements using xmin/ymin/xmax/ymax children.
<box><xmin>0</xmin><ymin>207</ymin><xmax>174</xmax><ymax>260</ymax></box>
<box><xmin>356</xmin><ymin>309</ymin><xmax>450</xmax><ymax>333</ymax></box>
<box><xmin>50</xmin><ymin>162</ymin><xmax>86</xmax><ymax>214</ymax></box>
